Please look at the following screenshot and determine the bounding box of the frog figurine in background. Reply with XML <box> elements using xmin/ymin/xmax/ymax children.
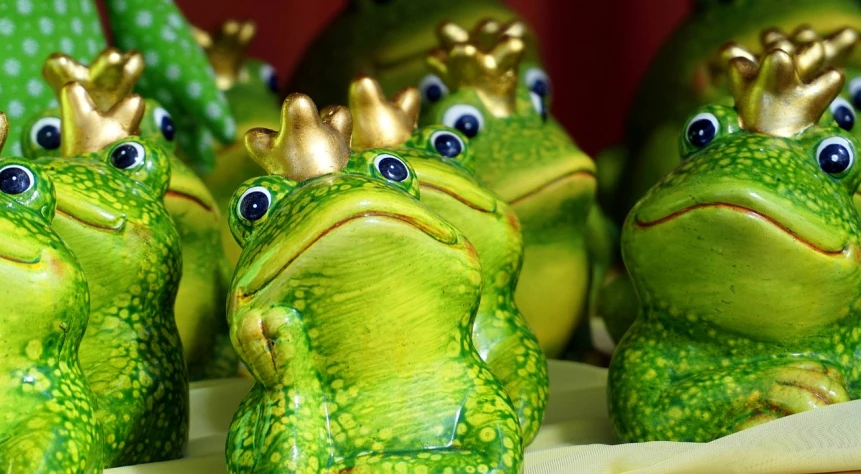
<box><xmin>21</xmin><ymin>48</ymin><xmax>236</xmax><ymax>379</ymax></box>
<box><xmin>28</xmin><ymin>83</ymin><xmax>187</xmax><ymax>466</ymax></box>
<box><xmin>344</xmin><ymin>76</ymin><xmax>547</xmax><ymax>444</ymax></box>
<box><xmin>418</xmin><ymin>20</ymin><xmax>601</xmax><ymax>358</ymax></box>
<box><xmin>287</xmin><ymin>0</ymin><xmax>539</xmax><ymax>108</ymax></box>
<box><xmin>610</xmin><ymin>48</ymin><xmax>861</xmax><ymax>442</ymax></box>
<box><xmin>191</xmin><ymin>20</ymin><xmax>281</xmax><ymax>265</ymax></box>
<box><xmin>225</xmin><ymin>93</ymin><xmax>523</xmax><ymax>473</ymax></box>
<box><xmin>0</xmin><ymin>113</ymin><xmax>103</xmax><ymax>473</ymax></box>
<box><xmin>0</xmin><ymin>0</ymin><xmax>235</xmax><ymax>167</ymax></box>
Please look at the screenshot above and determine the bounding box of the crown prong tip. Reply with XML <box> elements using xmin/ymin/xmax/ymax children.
<box><xmin>0</xmin><ymin>113</ymin><xmax>8</xmax><ymax>153</ymax></box>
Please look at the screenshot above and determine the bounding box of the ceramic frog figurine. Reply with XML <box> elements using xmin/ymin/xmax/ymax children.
<box><xmin>21</xmin><ymin>49</ymin><xmax>235</xmax><ymax>379</ymax></box>
<box><xmin>603</xmin><ymin>0</ymin><xmax>861</xmax><ymax>224</ymax></box>
<box><xmin>609</xmin><ymin>49</ymin><xmax>861</xmax><ymax>442</ymax></box>
<box><xmin>29</xmin><ymin>83</ymin><xmax>187</xmax><ymax>466</ymax></box>
<box><xmin>191</xmin><ymin>21</ymin><xmax>281</xmax><ymax>265</ymax></box>
<box><xmin>287</xmin><ymin>0</ymin><xmax>538</xmax><ymax>108</ymax></box>
<box><xmin>1</xmin><ymin>0</ymin><xmax>234</xmax><ymax>166</ymax></box>
<box><xmin>418</xmin><ymin>21</ymin><xmax>600</xmax><ymax>357</ymax></box>
<box><xmin>225</xmin><ymin>94</ymin><xmax>523</xmax><ymax>473</ymax></box>
<box><xmin>345</xmin><ymin>76</ymin><xmax>548</xmax><ymax>445</ymax></box>
<box><xmin>0</xmin><ymin>114</ymin><xmax>103</xmax><ymax>473</ymax></box>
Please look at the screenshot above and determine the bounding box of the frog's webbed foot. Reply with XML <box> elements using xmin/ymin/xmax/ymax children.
<box><xmin>734</xmin><ymin>361</ymin><xmax>849</xmax><ymax>432</ymax></box>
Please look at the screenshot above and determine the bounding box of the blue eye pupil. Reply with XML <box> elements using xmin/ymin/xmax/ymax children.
<box><xmin>378</xmin><ymin>157</ymin><xmax>408</xmax><ymax>182</ymax></box>
<box><xmin>853</xmin><ymin>89</ymin><xmax>861</xmax><ymax>111</ymax></box>
<box><xmin>0</xmin><ymin>168</ymin><xmax>31</xmax><ymax>195</ymax></box>
<box><xmin>267</xmin><ymin>72</ymin><xmax>279</xmax><ymax>94</ymax></box>
<box><xmin>819</xmin><ymin>143</ymin><xmax>852</xmax><ymax>174</ymax></box>
<box><xmin>111</xmin><ymin>144</ymin><xmax>140</xmax><ymax>169</ymax></box>
<box><xmin>531</xmin><ymin>79</ymin><xmax>550</xmax><ymax>98</ymax></box>
<box><xmin>687</xmin><ymin>119</ymin><xmax>716</xmax><ymax>148</ymax></box>
<box><xmin>834</xmin><ymin>105</ymin><xmax>855</xmax><ymax>132</ymax></box>
<box><xmin>454</xmin><ymin>115</ymin><xmax>480</xmax><ymax>138</ymax></box>
<box><xmin>425</xmin><ymin>84</ymin><xmax>443</xmax><ymax>103</ymax></box>
<box><xmin>160</xmin><ymin>115</ymin><xmax>175</xmax><ymax>141</ymax></box>
<box><xmin>433</xmin><ymin>133</ymin><xmax>463</xmax><ymax>158</ymax></box>
<box><xmin>240</xmin><ymin>191</ymin><xmax>270</xmax><ymax>221</ymax></box>
<box><xmin>36</xmin><ymin>125</ymin><xmax>61</xmax><ymax>150</ymax></box>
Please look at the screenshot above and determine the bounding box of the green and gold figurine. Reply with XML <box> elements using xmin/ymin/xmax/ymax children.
<box><xmin>609</xmin><ymin>48</ymin><xmax>861</xmax><ymax>442</ymax></box>
<box><xmin>419</xmin><ymin>21</ymin><xmax>598</xmax><ymax>357</ymax></box>
<box><xmin>22</xmin><ymin>49</ymin><xmax>236</xmax><ymax>379</ymax></box>
<box><xmin>28</xmin><ymin>83</ymin><xmax>187</xmax><ymax>466</ymax></box>
<box><xmin>225</xmin><ymin>94</ymin><xmax>522</xmax><ymax>473</ymax></box>
<box><xmin>0</xmin><ymin>114</ymin><xmax>103</xmax><ymax>472</ymax></box>
<box><xmin>346</xmin><ymin>76</ymin><xmax>548</xmax><ymax>445</ymax></box>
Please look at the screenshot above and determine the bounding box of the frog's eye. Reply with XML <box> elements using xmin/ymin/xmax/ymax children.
<box><xmin>442</xmin><ymin>105</ymin><xmax>484</xmax><ymax>139</ymax></box>
<box><xmin>374</xmin><ymin>154</ymin><xmax>410</xmax><ymax>182</ymax></box>
<box><xmin>685</xmin><ymin>112</ymin><xmax>720</xmax><ymax>148</ymax></box>
<box><xmin>0</xmin><ymin>165</ymin><xmax>35</xmax><ymax>195</ymax></box>
<box><xmin>430</xmin><ymin>130</ymin><xmax>464</xmax><ymax>158</ymax></box>
<box><xmin>817</xmin><ymin>136</ymin><xmax>855</xmax><ymax>176</ymax></box>
<box><xmin>419</xmin><ymin>75</ymin><xmax>448</xmax><ymax>104</ymax></box>
<box><xmin>30</xmin><ymin>117</ymin><xmax>62</xmax><ymax>151</ymax></box>
<box><xmin>830</xmin><ymin>97</ymin><xmax>855</xmax><ymax>132</ymax></box>
<box><xmin>260</xmin><ymin>64</ymin><xmax>279</xmax><ymax>94</ymax></box>
<box><xmin>525</xmin><ymin>67</ymin><xmax>551</xmax><ymax>98</ymax></box>
<box><xmin>237</xmin><ymin>186</ymin><xmax>271</xmax><ymax>222</ymax></box>
<box><xmin>110</xmin><ymin>142</ymin><xmax>146</xmax><ymax>170</ymax></box>
<box><xmin>153</xmin><ymin>107</ymin><xmax>175</xmax><ymax>142</ymax></box>
<box><xmin>850</xmin><ymin>78</ymin><xmax>861</xmax><ymax>110</ymax></box>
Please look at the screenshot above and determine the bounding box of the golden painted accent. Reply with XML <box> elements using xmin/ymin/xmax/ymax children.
<box><xmin>428</xmin><ymin>20</ymin><xmax>525</xmax><ymax>117</ymax></box>
<box><xmin>347</xmin><ymin>76</ymin><xmax>419</xmax><ymax>150</ymax></box>
<box><xmin>192</xmin><ymin>20</ymin><xmax>256</xmax><ymax>91</ymax></box>
<box><xmin>59</xmin><ymin>82</ymin><xmax>145</xmax><ymax>156</ymax></box>
<box><xmin>42</xmin><ymin>48</ymin><xmax>145</xmax><ymax>112</ymax></box>
<box><xmin>0</xmin><ymin>113</ymin><xmax>7</xmax><ymax>153</ymax></box>
<box><xmin>729</xmin><ymin>49</ymin><xmax>844</xmax><ymax>137</ymax></box>
<box><xmin>244</xmin><ymin>93</ymin><xmax>352</xmax><ymax>181</ymax></box>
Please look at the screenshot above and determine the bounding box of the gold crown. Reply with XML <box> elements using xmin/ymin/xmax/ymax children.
<box><xmin>244</xmin><ymin>93</ymin><xmax>352</xmax><ymax>181</ymax></box>
<box><xmin>59</xmin><ymin>82</ymin><xmax>145</xmax><ymax>155</ymax></box>
<box><xmin>427</xmin><ymin>19</ymin><xmax>525</xmax><ymax>117</ymax></box>
<box><xmin>192</xmin><ymin>20</ymin><xmax>256</xmax><ymax>91</ymax></box>
<box><xmin>43</xmin><ymin>48</ymin><xmax>144</xmax><ymax>112</ymax></box>
<box><xmin>0</xmin><ymin>113</ymin><xmax>7</xmax><ymax>154</ymax></box>
<box><xmin>729</xmin><ymin>49</ymin><xmax>844</xmax><ymax>137</ymax></box>
<box><xmin>345</xmin><ymin>76</ymin><xmax>419</xmax><ymax>150</ymax></box>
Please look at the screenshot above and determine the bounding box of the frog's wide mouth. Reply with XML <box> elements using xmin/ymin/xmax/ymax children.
<box><xmin>509</xmin><ymin>168</ymin><xmax>596</xmax><ymax>206</ymax></box>
<box><xmin>165</xmin><ymin>190</ymin><xmax>214</xmax><ymax>213</ymax></box>
<box><xmin>238</xmin><ymin>209</ymin><xmax>459</xmax><ymax>298</ymax></box>
<box><xmin>0</xmin><ymin>249</ymin><xmax>41</xmax><ymax>266</ymax></box>
<box><xmin>55</xmin><ymin>196</ymin><xmax>126</xmax><ymax>232</ymax></box>
<box><xmin>414</xmin><ymin>162</ymin><xmax>498</xmax><ymax>213</ymax></box>
<box><xmin>635</xmin><ymin>202</ymin><xmax>848</xmax><ymax>256</ymax></box>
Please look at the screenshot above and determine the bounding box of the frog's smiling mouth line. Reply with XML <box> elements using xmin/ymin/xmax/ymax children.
<box><xmin>0</xmin><ymin>251</ymin><xmax>41</xmax><ymax>266</ymax></box>
<box><xmin>420</xmin><ymin>182</ymin><xmax>496</xmax><ymax>213</ymax></box>
<box><xmin>240</xmin><ymin>210</ymin><xmax>458</xmax><ymax>298</ymax></box>
<box><xmin>635</xmin><ymin>202</ymin><xmax>848</xmax><ymax>256</ymax></box>
<box><xmin>509</xmin><ymin>169</ymin><xmax>596</xmax><ymax>206</ymax></box>
<box><xmin>166</xmin><ymin>190</ymin><xmax>214</xmax><ymax>213</ymax></box>
<box><xmin>55</xmin><ymin>204</ymin><xmax>126</xmax><ymax>233</ymax></box>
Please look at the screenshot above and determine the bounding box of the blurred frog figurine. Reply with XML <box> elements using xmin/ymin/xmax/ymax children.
<box><xmin>344</xmin><ymin>76</ymin><xmax>548</xmax><ymax>444</ymax></box>
<box><xmin>21</xmin><ymin>48</ymin><xmax>235</xmax><ymax>379</ymax></box>
<box><xmin>0</xmin><ymin>113</ymin><xmax>103</xmax><ymax>472</ymax></box>
<box><xmin>418</xmin><ymin>20</ymin><xmax>604</xmax><ymax>358</ymax></box>
<box><xmin>610</xmin><ymin>48</ymin><xmax>861</xmax><ymax>441</ymax></box>
<box><xmin>27</xmin><ymin>83</ymin><xmax>186</xmax><ymax>466</ymax></box>
<box><xmin>225</xmin><ymin>94</ymin><xmax>523</xmax><ymax>473</ymax></box>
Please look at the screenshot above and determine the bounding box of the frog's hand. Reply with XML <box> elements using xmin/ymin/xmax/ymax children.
<box><xmin>104</xmin><ymin>0</ymin><xmax>236</xmax><ymax>163</ymax></box>
<box><xmin>595</xmin><ymin>265</ymin><xmax>638</xmax><ymax>344</ymax></box>
<box><xmin>230</xmin><ymin>305</ymin><xmax>312</xmax><ymax>388</ymax></box>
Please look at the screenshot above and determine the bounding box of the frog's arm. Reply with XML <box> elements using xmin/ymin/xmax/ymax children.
<box><xmin>104</xmin><ymin>0</ymin><xmax>235</xmax><ymax>169</ymax></box>
<box><xmin>609</xmin><ymin>320</ymin><xmax>850</xmax><ymax>442</ymax></box>
<box><xmin>227</xmin><ymin>305</ymin><xmax>331</xmax><ymax>472</ymax></box>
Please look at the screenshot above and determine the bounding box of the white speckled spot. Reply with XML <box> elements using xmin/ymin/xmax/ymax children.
<box><xmin>0</xmin><ymin>19</ymin><xmax>14</xmax><ymax>36</ymax></box>
<box><xmin>27</xmin><ymin>79</ymin><xmax>43</xmax><ymax>97</ymax></box>
<box><xmin>167</xmin><ymin>13</ymin><xmax>183</xmax><ymax>28</ymax></box>
<box><xmin>71</xmin><ymin>18</ymin><xmax>83</xmax><ymax>35</ymax></box>
<box><xmin>60</xmin><ymin>37</ymin><xmax>74</xmax><ymax>54</ymax></box>
<box><xmin>161</xmin><ymin>26</ymin><xmax>177</xmax><ymax>42</ymax></box>
<box><xmin>205</xmin><ymin>103</ymin><xmax>222</xmax><ymax>119</ymax></box>
<box><xmin>188</xmin><ymin>82</ymin><xmax>202</xmax><ymax>98</ymax></box>
<box><xmin>166</xmin><ymin>64</ymin><xmax>181</xmax><ymax>81</ymax></box>
<box><xmin>54</xmin><ymin>0</ymin><xmax>67</xmax><ymax>14</ymax></box>
<box><xmin>39</xmin><ymin>17</ymin><xmax>54</xmax><ymax>35</ymax></box>
<box><xmin>16</xmin><ymin>0</ymin><xmax>32</xmax><ymax>14</ymax></box>
<box><xmin>7</xmin><ymin>100</ymin><xmax>24</xmax><ymax>118</ymax></box>
<box><xmin>22</xmin><ymin>38</ymin><xmax>38</xmax><ymax>56</ymax></box>
<box><xmin>144</xmin><ymin>51</ymin><xmax>159</xmax><ymax>67</ymax></box>
<box><xmin>4</xmin><ymin>59</ymin><xmax>20</xmax><ymax>76</ymax></box>
<box><xmin>136</xmin><ymin>10</ymin><xmax>153</xmax><ymax>28</ymax></box>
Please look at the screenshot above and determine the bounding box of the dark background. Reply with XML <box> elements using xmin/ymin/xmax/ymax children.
<box><xmin>175</xmin><ymin>1</ymin><xmax>691</xmax><ymax>156</ymax></box>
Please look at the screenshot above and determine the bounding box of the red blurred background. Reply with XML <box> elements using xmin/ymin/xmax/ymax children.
<box><xmin>175</xmin><ymin>1</ymin><xmax>691</xmax><ymax>156</ymax></box>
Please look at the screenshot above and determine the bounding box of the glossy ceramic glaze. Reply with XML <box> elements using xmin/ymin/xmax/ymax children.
<box><xmin>224</xmin><ymin>94</ymin><xmax>523</xmax><ymax>473</ymax></box>
<box><xmin>609</xmin><ymin>49</ymin><xmax>861</xmax><ymax>442</ymax></box>
<box><xmin>418</xmin><ymin>20</ymin><xmax>598</xmax><ymax>357</ymax></box>
<box><xmin>0</xmin><ymin>115</ymin><xmax>103</xmax><ymax>473</ymax></box>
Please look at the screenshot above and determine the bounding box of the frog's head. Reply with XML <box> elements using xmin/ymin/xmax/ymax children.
<box><xmin>419</xmin><ymin>20</ymin><xmax>596</xmax><ymax>225</ymax></box>
<box><xmin>0</xmin><ymin>114</ymin><xmax>89</xmax><ymax>360</ymax></box>
<box><xmin>227</xmin><ymin>95</ymin><xmax>477</xmax><ymax>381</ymax></box>
<box><xmin>624</xmin><ymin>49</ymin><xmax>861</xmax><ymax>341</ymax></box>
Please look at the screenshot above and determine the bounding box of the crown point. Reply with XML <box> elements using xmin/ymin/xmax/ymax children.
<box><xmin>348</xmin><ymin>77</ymin><xmax>418</xmax><ymax>150</ymax></box>
<box><xmin>42</xmin><ymin>48</ymin><xmax>145</xmax><ymax>112</ymax></box>
<box><xmin>59</xmin><ymin>81</ymin><xmax>144</xmax><ymax>155</ymax></box>
<box><xmin>392</xmin><ymin>87</ymin><xmax>421</xmax><ymax>125</ymax></box>
<box><xmin>0</xmin><ymin>113</ymin><xmax>8</xmax><ymax>154</ymax></box>
<box><xmin>194</xmin><ymin>19</ymin><xmax>257</xmax><ymax>91</ymax></box>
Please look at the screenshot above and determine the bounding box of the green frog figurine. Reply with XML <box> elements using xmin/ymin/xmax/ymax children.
<box><xmin>609</xmin><ymin>48</ymin><xmax>861</xmax><ymax>442</ymax></box>
<box><xmin>418</xmin><ymin>20</ymin><xmax>599</xmax><ymax>358</ymax></box>
<box><xmin>29</xmin><ymin>83</ymin><xmax>187</xmax><ymax>465</ymax></box>
<box><xmin>345</xmin><ymin>76</ymin><xmax>548</xmax><ymax>445</ymax></box>
<box><xmin>21</xmin><ymin>49</ymin><xmax>235</xmax><ymax>379</ymax></box>
<box><xmin>0</xmin><ymin>114</ymin><xmax>103</xmax><ymax>472</ymax></box>
<box><xmin>225</xmin><ymin>94</ymin><xmax>523</xmax><ymax>473</ymax></box>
